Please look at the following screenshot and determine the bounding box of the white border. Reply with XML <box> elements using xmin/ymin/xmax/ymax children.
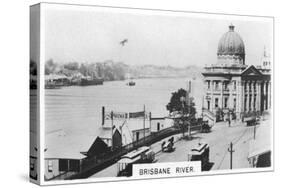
<box><xmin>38</xmin><ymin>2</ymin><xmax>274</xmax><ymax>186</ymax></box>
<box><xmin>39</xmin><ymin>2</ymin><xmax>46</xmax><ymax>185</ymax></box>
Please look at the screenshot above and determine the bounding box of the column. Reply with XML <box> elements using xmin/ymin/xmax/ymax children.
<box><xmin>236</xmin><ymin>80</ymin><xmax>241</xmax><ymax>116</ymax></box>
<box><xmin>210</xmin><ymin>80</ymin><xmax>214</xmax><ymax>112</ymax></box>
<box><xmin>204</xmin><ymin>80</ymin><xmax>208</xmax><ymax>110</ymax></box>
<box><xmin>256</xmin><ymin>81</ymin><xmax>261</xmax><ymax>113</ymax></box>
<box><xmin>221</xmin><ymin>81</ymin><xmax>224</xmax><ymax>109</ymax></box>
<box><xmin>248</xmin><ymin>81</ymin><xmax>252</xmax><ymax>112</ymax></box>
<box><xmin>268</xmin><ymin>81</ymin><xmax>271</xmax><ymax>109</ymax></box>
<box><xmin>245</xmin><ymin>81</ymin><xmax>248</xmax><ymax>112</ymax></box>
<box><xmin>229</xmin><ymin>80</ymin><xmax>233</xmax><ymax>109</ymax></box>
<box><xmin>239</xmin><ymin>80</ymin><xmax>244</xmax><ymax>116</ymax></box>
<box><xmin>263</xmin><ymin>81</ymin><xmax>267</xmax><ymax>110</ymax></box>
<box><xmin>251</xmin><ymin>81</ymin><xmax>255</xmax><ymax>112</ymax></box>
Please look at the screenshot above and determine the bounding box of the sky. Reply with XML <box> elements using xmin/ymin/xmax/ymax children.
<box><xmin>35</xmin><ymin>4</ymin><xmax>273</xmax><ymax>68</ymax></box>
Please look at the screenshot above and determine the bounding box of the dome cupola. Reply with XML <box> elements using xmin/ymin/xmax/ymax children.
<box><xmin>217</xmin><ymin>24</ymin><xmax>245</xmax><ymax>65</ymax></box>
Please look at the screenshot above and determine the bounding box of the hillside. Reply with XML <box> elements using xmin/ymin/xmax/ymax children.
<box><xmin>44</xmin><ymin>59</ymin><xmax>203</xmax><ymax>81</ymax></box>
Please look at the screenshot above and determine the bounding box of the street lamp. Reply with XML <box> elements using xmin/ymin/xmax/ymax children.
<box><xmin>180</xmin><ymin>96</ymin><xmax>186</xmax><ymax>137</ymax></box>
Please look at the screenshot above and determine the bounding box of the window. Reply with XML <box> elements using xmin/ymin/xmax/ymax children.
<box><xmin>224</xmin><ymin>98</ymin><xmax>228</xmax><ymax>108</ymax></box>
<box><xmin>207</xmin><ymin>81</ymin><xmax>210</xmax><ymax>89</ymax></box>
<box><xmin>136</xmin><ymin>132</ymin><xmax>140</xmax><ymax>141</ymax></box>
<box><xmin>48</xmin><ymin>161</ymin><xmax>53</xmax><ymax>173</ymax></box>
<box><xmin>157</xmin><ymin>122</ymin><xmax>160</xmax><ymax>131</ymax></box>
<box><xmin>215</xmin><ymin>98</ymin><xmax>219</xmax><ymax>108</ymax></box>
<box><xmin>244</xmin><ymin>96</ymin><xmax>247</xmax><ymax>111</ymax></box>
<box><xmin>30</xmin><ymin>160</ymin><xmax>35</xmax><ymax>171</ymax></box>
<box><xmin>215</xmin><ymin>81</ymin><xmax>219</xmax><ymax>90</ymax></box>
<box><xmin>233</xmin><ymin>98</ymin><xmax>236</xmax><ymax>110</ymax></box>
<box><xmin>207</xmin><ymin>101</ymin><xmax>210</xmax><ymax>110</ymax></box>
<box><xmin>224</xmin><ymin>82</ymin><xmax>228</xmax><ymax>90</ymax></box>
<box><xmin>233</xmin><ymin>81</ymin><xmax>236</xmax><ymax>90</ymax></box>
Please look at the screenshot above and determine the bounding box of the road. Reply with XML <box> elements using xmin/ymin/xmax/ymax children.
<box><xmin>156</xmin><ymin>121</ymin><xmax>254</xmax><ymax>170</ymax></box>
<box><xmin>90</xmin><ymin>119</ymin><xmax>268</xmax><ymax>178</ymax></box>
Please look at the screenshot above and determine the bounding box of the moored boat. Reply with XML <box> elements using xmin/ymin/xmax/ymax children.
<box><xmin>79</xmin><ymin>78</ymin><xmax>104</xmax><ymax>86</ymax></box>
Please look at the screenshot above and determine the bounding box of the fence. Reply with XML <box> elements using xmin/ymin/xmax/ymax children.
<box><xmin>56</xmin><ymin>123</ymin><xmax>203</xmax><ymax>180</ymax></box>
<box><xmin>65</xmin><ymin>126</ymin><xmax>180</xmax><ymax>179</ymax></box>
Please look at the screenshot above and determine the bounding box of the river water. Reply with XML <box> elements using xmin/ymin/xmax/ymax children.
<box><xmin>45</xmin><ymin>77</ymin><xmax>204</xmax><ymax>137</ymax></box>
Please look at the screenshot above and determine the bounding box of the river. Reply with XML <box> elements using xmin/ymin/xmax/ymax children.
<box><xmin>44</xmin><ymin>77</ymin><xmax>204</xmax><ymax>137</ymax></box>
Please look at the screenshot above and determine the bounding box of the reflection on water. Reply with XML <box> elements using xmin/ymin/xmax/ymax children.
<box><xmin>44</xmin><ymin>78</ymin><xmax>204</xmax><ymax>137</ymax></box>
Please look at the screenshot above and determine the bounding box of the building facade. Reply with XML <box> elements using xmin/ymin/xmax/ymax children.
<box><xmin>202</xmin><ymin>24</ymin><xmax>271</xmax><ymax>122</ymax></box>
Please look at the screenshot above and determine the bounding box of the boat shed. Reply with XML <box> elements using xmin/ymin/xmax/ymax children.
<box><xmin>84</xmin><ymin>136</ymin><xmax>110</xmax><ymax>157</ymax></box>
<box><xmin>98</xmin><ymin>126</ymin><xmax>122</xmax><ymax>150</ymax></box>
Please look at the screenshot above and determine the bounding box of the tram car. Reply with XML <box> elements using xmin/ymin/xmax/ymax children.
<box><xmin>187</xmin><ymin>142</ymin><xmax>210</xmax><ymax>171</ymax></box>
<box><xmin>117</xmin><ymin>146</ymin><xmax>155</xmax><ymax>177</ymax></box>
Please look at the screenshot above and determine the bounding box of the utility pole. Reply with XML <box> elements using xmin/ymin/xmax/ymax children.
<box><xmin>228</xmin><ymin>111</ymin><xmax>231</xmax><ymax>127</ymax></box>
<box><xmin>254</xmin><ymin>122</ymin><xmax>256</xmax><ymax>140</ymax></box>
<box><xmin>149</xmin><ymin>112</ymin><xmax>152</xmax><ymax>134</ymax></box>
<box><xmin>188</xmin><ymin>80</ymin><xmax>192</xmax><ymax>138</ymax></box>
<box><xmin>111</xmin><ymin>111</ymin><xmax>114</xmax><ymax>151</ymax></box>
<box><xmin>228</xmin><ymin>142</ymin><xmax>235</xmax><ymax>169</ymax></box>
<box><xmin>143</xmin><ymin>105</ymin><xmax>146</xmax><ymax>144</ymax></box>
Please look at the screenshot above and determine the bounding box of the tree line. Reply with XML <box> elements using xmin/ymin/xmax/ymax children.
<box><xmin>45</xmin><ymin>59</ymin><xmax>129</xmax><ymax>81</ymax></box>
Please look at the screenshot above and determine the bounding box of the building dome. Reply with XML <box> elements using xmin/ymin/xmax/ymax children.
<box><xmin>217</xmin><ymin>24</ymin><xmax>245</xmax><ymax>65</ymax></box>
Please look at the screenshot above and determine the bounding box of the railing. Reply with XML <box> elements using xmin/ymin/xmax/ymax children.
<box><xmin>202</xmin><ymin>108</ymin><xmax>216</xmax><ymax>122</ymax></box>
<box><xmin>64</xmin><ymin>126</ymin><xmax>181</xmax><ymax>180</ymax></box>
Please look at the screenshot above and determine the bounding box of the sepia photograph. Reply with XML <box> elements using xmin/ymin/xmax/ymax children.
<box><xmin>30</xmin><ymin>3</ymin><xmax>273</xmax><ymax>184</ymax></box>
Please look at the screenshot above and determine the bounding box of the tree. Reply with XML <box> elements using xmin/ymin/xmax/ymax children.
<box><xmin>45</xmin><ymin>59</ymin><xmax>57</xmax><ymax>75</ymax></box>
<box><xmin>79</xmin><ymin>63</ymin><xmax>88</xmax><ymax>76</ymax></box>
<box><xmin>166</xmin><ymin>88</ymin><xmax>196</xmax><ymax>137</ymax></box>
<box><xmin>63</xmin><ymin>62</ymin><xmax>79</xmax><ymax>71</ymax></box>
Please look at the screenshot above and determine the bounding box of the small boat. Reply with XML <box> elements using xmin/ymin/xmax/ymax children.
<box><xmin>127</xmin><ymin>81</ymin><xmax>136</xmax><ymax>86</ymax></box>
<box><xmin>125</xmin><ymin>73</ymin><xmax>136</xmax><ymax>86</ymax></box>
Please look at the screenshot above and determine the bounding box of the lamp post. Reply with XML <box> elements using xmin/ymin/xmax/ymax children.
<box><xmin>180</xmin><ymin>96</ymin><xmax>186</xmax><ymax>137</ymax></box>
<box><xmin>228</xmin><ymin>110</ymin><xmax>231</xmax><ymax>127</ymax></box>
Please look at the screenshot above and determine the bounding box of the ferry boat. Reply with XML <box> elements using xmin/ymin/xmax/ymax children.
<box><xmin>125</xmin><ymin>73</ymin><xmax>136</xmax><ymax>86</ymax></box>
<box><xmin>127</xmin><ymin>81</ymin><xmax>136</xmax><ymax>86</ymax></box>
<box><xmin>79</xmin><ymin>78</ymin><xmax>104</xmax><ymax>86</ymax></box>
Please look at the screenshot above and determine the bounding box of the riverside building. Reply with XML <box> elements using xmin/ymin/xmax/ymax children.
<box><xmin>202</xmin><ymin>24</ymin><xmax>271</xmax><ymax>122</ymax></box>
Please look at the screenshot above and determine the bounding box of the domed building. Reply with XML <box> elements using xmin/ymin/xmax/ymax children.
<box><xmin>217</xmin><ymin>24</ymin><xmax>245</xmax><ymax>65</ymax></box>
<box><xmin>202</xmin><ymin>24</ymin><xmax>271</xmax><ymax>122</ymax></box>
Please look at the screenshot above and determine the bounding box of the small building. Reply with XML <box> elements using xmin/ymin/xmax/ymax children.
<box><xmin>150</xmin><ymin>117</ymin><xmax>174</xmax><ymax>133</ymax></box>
<box><xmin>126</xmin><ymin>119</ymin><xmax>151</xmax><ymax>142</ymax></box>
<box><xmin>44</xmin><ymin>132</ymin><xmax>95</xmax><ymax>180</ymax></box>
<box><xmin>45</xmin><ymin>74</ymin><xmax>71</xmax><ymax>86</ymax></box>
<box><xmin>248</xmin><ymin>119</ymin><xmax>271</xmax><ymax>168</ymax></box>
<box><xmin>98</xmin><ymin>127</ymin><xmax>122</xmax><ymax>150</ymax></box>
<box><xmin>131</xmin><ymin>127</ymin><xmax>151</xmax><ymax>142</ymax></box>
<box><xmin>44</xmin><ymin>151</ymin><xmax>85</xmax><ymax>180</ymax></box>
<box><xmin>82</xmin><ymin>136</ymin><xmax>110</xmax><ymax>157</ymax></box>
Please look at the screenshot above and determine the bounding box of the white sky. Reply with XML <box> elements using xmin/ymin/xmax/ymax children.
<box><xmin>37</xmin><ymin>4</ymin><xmax>273</xmax><ymax>67</ymax></box>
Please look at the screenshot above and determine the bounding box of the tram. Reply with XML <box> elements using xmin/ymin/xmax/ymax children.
<box><xmin>117</xmin><ymin>146</ymin><xmax>155</xmax><ymax>177</ymax></box>
<box><xmin>187</xmin><ymin>142</ymin><xmax>210</xmax><ymax>171</ymax></box>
